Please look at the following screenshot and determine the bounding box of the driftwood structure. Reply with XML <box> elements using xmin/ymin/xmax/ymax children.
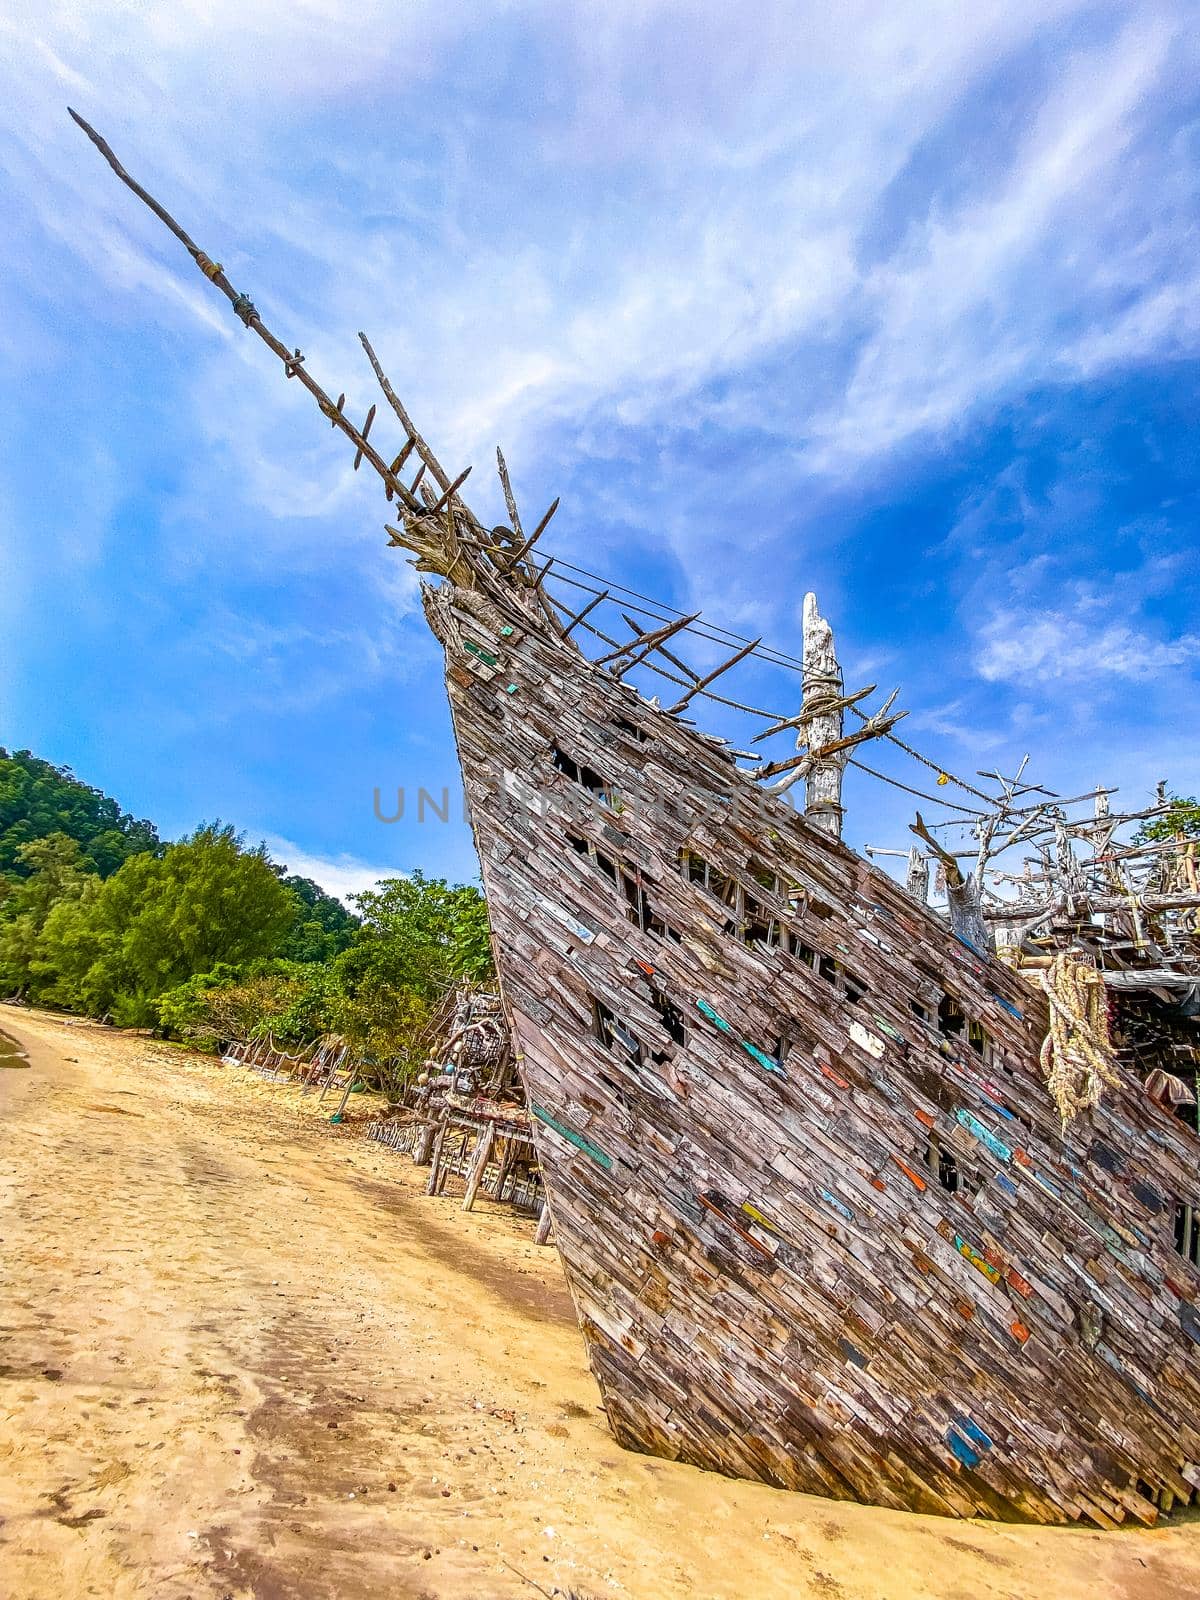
<box><xmin>366</xmin><ymin>984</ymin><xmax>547</xmax><ymax>1225</ymax></box>
<box><xmin>223</xmin><ymin>1035</ymin><xmax>302</xmax><ymax>1085</ymax></box>
<box><xmin>871</xmin><ymin>779</ymin><xmax>1200</xmax><ymax>1113</ymax></box>
<box><xmin>76</xmin><ymin>113</ymin><xmax>1200</xmax><ymax>1528</ymax></box>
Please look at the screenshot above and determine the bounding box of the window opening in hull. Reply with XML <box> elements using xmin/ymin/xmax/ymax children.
<box><xmin>552</xmin><ymin>744</ymin><xmax>616</xmax><ymax>806</ymax></box>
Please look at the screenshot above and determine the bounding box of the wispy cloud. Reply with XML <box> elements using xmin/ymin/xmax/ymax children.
<box><xmin>259</xmin><ymin>835</ymin><xmax>401</xmax><ymax>906</ymax></box>
<box><xmin>976</xmin><ymin>610</ymin><xmax>1200</xmax><ymax>686</ymax></box>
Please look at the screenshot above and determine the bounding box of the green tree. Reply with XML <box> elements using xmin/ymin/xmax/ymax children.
<box><xmin>339</xmin><ymin>872</ymin><xmax>492</xmax><ymax>999</ymax></box>
<box><xmin>119</xmin><ymin>825</ymin><xmax>300</xmax><ymax>988</ymax></box>
<box><xmin>29</xmin><ymin>824</ymin><xmax>300</xmax><ymax>1022</ymax></box>
<box><xmin>1135</xmin><ymin>793</ymin><xmax>1200</xmax><ymax>844</ymax></box>
<box><xmin>275</xmin><ymin>873</ymin><xmax>359</xmax><ymax>963</ymax></box>
<box><xmin>156</xmin><ymin>960</ymin><xmax>337</xmax><ymax>1050</ymax></box>
<box><xmin>0</xmin><ymin>833</ymin><xmax>96</xmax><ymax>997</ymax></box>
<box><xmin>36</xmin><ymin>878</ymin><xmax>135</xmax><ymax>1018</ymax></box>
<box><xmin>329</xmin><ymin>872</ymin><xmax>493</xmax><ymax>1071</ymax></box>
<box><xmin>0</xmin><ymin>746</ymin><xmax>496</xmax><ymax>1076</ymax></box>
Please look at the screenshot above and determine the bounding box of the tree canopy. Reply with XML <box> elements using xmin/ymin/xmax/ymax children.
<box><xmin>0</xmin><ymin>748</ymin><xmax>160</xmax><ymax>876</ymax></box>
<box><xmin>275</xmin><ymin>871</ymin><xmax>359</xmax><ymax>963</ymax></box>
<box><xmin>328</xmin><ymin>871</ymin><xmax>493</xmax><ymax>1064</ymax></box>
<box><xmin>8</xmin><ymin>824</ymin><xmax>301</xmax><ymax>1024</ymax></box>
<box><xmin>1136</xmin><ymin>793</ymin><xmax>1200</xmax><ymax>844</ymax></box>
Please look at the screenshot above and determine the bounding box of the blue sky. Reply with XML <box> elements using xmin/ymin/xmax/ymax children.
<box><xmin>1</xmin><ymin>2</ymin><xmax>1198</xmax><ymax>901</ymax></box>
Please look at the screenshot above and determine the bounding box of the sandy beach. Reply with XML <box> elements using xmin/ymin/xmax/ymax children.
<box><xmin>1</xmin><ymin>1005</ymin><xmax>1198</xmax><ymax>1600</ymax></box>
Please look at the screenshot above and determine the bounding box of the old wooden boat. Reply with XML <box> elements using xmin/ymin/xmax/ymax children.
<box><xmin>76</xmin><ymin>113</ymin><xmax>1200</xmax><ymax>1527</ymax></box>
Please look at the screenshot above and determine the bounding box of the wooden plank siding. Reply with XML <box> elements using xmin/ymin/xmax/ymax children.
<box><xmin>426</xmin><ymin>578</ymin><xmax>1200</xmax><ymax>1528</ymax></box>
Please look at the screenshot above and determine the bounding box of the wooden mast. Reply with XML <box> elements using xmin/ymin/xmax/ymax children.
<box><xmin>800</xmin><ymin>593</ymin><xmax>846</xmax><ymax>838</ymax></box>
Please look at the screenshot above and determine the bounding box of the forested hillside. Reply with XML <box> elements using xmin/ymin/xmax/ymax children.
<box><xmin>0</xmin><ymin>749</ymin><xmax>491</xmax><ymax>1080</ymax></box>
<box><xmin>0</xmin><ymin>748</ymin><xmax>161</xmax><ymax>876</ymax></box>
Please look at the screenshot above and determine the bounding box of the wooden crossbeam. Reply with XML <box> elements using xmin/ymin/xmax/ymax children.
<box><xmin>752</xmin><ymin>682</ymin><xmax>876</xmax><ymax>743</ymax></box>
<box><xmin>384</xmin><ymin>436</ymin><xmax>417</xmax><ymax>501</ymax></box>
<box><xmin>426</xmin><ymin>465</ymin><xmax>473</xmax><ymax>517</ymax></box>
<box><xmin>561</xmin><ymin>588</ymin><xmax>610</xmax><ymax>639</ymax></box>
<box><xmin>500</xmin><ymin>497</ymin><xmax>560</xmax><ymax>573</ymax></box>
<box><xmin>358</xmin><ymin>332</ymin><xmax>451</xmax><ymax>493</ymax></box>
<box><xmin>666</xmin><ymin>635</ymin><xmax>762</xmax><ymax>715</ymax></box>
<box><xmin>755</xmin><ymin>711</ymin><xmax>907</xmax><ymax>781</ymax></box>
<box><xmin>593</xmin><ymin>613</ymin><xmax>689</xmax><ymax>669</ymax></box>
<box><xmin>351</xmin><ymin>403</ymin><xmax>377</xmax><ymax>469</ymax></box>
<box><xmin>619</xmin><ymin>611</ymin><xmax>702</xmax><ymax>685</ymax></box>
<box><xmin>605</xmin><ymin>612</ymin><xmax>702</xmax><ymax>677</ymax></box>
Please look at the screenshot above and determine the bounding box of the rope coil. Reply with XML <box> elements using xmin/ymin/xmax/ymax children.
<box><xmin>1038</xmin><ymin>952</ymin><xmax>1120</xmax><ymax>1125</ymax></box>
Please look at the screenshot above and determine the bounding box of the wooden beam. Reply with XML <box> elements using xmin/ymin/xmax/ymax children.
<box><xmin>496</xmin><ymin>447</ymin><xmax>524</xmax><ymax>540</ymax></box>
<box><xmin>561</xmin><ymin>588</ymin><xmax>609</xmax><ymax>639</ymax></box>
<box><xmin>462</xmin><ymin>1121</ymin><xmax>496</xmax><ymax>1211</ymax></box>
<box><xmin>425</xmin><ymin>465</ymin><xmax>473</xmax><ymax>517</ymax></box>
<box><xmin>358</xmin><ymin>332</ymin><xmax>451</xmax><ymax>492</ymax></box>
<box><xmin>621</xmin><ymin>612</ymin><xmax>700</xmax><ymax>684</ymax></box>
<box><xmin>752</xmin><ymin>682</ymin><xmax>875</xmax><ymax>743</ymax></box>
<box><xmin>352</xmin><ymin>403</ymin><xmax>376</xmax><ymax>469</ymax></box>
<box><xmin>594</xmin><ymin>611</ymin><xmax>701</xmax><ymax>672</ymax></box>
<box><xmin>667</xmin><ymin>636</ymin><xmax>763</xmax><ymax>715</ymax></box>
<box><xmin>425</xmin><ymin>1116</ymin><xmax>448</xmax><ymax>1196</ymax></box>
<box><xmin>500</xmin><ymin>497</ymin><xmax>560</xmax><ymax>573</ymax></box>
<box><xmin>756</xmin><ymin>714</ymin><xmax>906</xmax><ymax>781</ymax></box>
<box><xmin>906</xmin><ymin>845</ymin><xmax>930</xmax><ymax>905</ymax></box>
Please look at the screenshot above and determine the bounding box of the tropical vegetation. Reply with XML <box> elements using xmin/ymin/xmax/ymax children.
<box><xmin>0</xmin><ymin>748</ymin><xmax>491</xmax><ymax>1082</ymax></box>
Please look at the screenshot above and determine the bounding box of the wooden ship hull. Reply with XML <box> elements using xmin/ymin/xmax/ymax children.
<box><xmin>73</xmin><ymin>111</ymin><xmax>1200</xmax><ymax>1528</ymax></box>
<box><xmin>425</xmin><ymin>581</ymin><xmax>1200</xmax><ymax>1527</ymax></box>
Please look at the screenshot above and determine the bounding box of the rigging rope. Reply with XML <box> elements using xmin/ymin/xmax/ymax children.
<box><xmin>847</xmin><ymin>758</ymin><xmax>987</xmax><ymax>818</ymax></box>
<box><xmin>546</xmin><ymin>562</ymin><xmax>1002</xmax><ymax>809</ymax></box>
<box><xmin>1037</xmin><ymin>952</ymin><xmax>1121</xmax><ymax>1125</ymax></box>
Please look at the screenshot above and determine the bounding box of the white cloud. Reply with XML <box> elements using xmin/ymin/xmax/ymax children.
<box><xmin>976</xmin><ymin>609</ymin><xmax>1200</xmax><ymax>686</ymax></box>
<box><xmin>15</xmin><ymin>1</ymin><xmax>1179</xmax><ymax>489</ymax></box>
<box><xmin>905</xmin><ymin>699</ymin><xmax>1008</xmax><ymax>752</ymax></box>
<box><xmin>800</xmin><ymin>14</ymin><xmax>1180</xmax><ymax>473</ymax></box>
<box><xmin>260</xmin><ymin>835</ymin><xmax>402</xmax><ymax>905</ymax></box>
<box><xmin>1066</xmin><ymin>274</ymin><xmax>1200</xmax><ymax>377</ymax></box>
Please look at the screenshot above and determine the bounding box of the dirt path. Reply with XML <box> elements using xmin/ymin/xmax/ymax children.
<box><xmin>1</xmin><ymin>1007</ymin><xmax>1198</xmax><ymax>1600</ymax></box>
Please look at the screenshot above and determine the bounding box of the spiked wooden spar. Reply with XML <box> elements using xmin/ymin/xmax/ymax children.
<box><xmin>66</xmin><ymin>108</ymin><xmax>535</xmax><ymax>594</ymax></box>
<box><xmin>68</xmin><ymin>118</ymin><xmax>414</xmax><ymax>507</ymax></box>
